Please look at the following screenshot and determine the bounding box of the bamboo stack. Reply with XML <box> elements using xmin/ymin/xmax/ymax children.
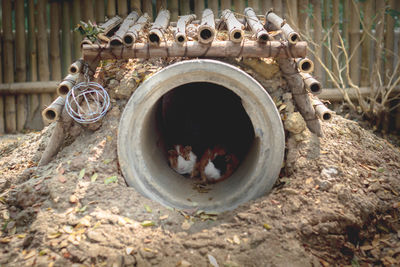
<box><xmin>198</xmin><ymin>9</ymin><xmax>215</xmax><ymax>44</ymax></box>
<box><xmin>110</xmin><ymin>11</ymin><xmax>139</xmax><ymax>46</ymax></box>
<box><xmin>175</xmin><ymin>14</ymin><xmax>197</xmax><ymax>44</ymax></box>
<box><xmin>221</xmin><ymin>9</ymin><xmax>244</xmax><ymax>43</ymax></box>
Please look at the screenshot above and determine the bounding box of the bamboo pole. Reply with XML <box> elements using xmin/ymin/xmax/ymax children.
<box><xmin>209</xmin><ymin>0</ymin><xmax>219</xmax><ymax>15</ymax></box>
<box><xmin>2</xmin><ymin>0</ymin><xmax>16</xmax><ymax>133</ymax></box>
<box><xmin>107</xmin><ymin>0</ymin><xmax>117</xmax><ymax>18</ymax></box>
<box><xmin>83</xmin><ymin>0</ymin><xmax>95</xmax><ymax>22</ymax></box>
<box><xmin>175</xmin><ymin>14</ymin><xmax>197</xmax><ymax>44</ymax></box>
<box><xmin>221</xmin><ymin>0</ymin><xmax>231</xmax><ymax>11</ymax></box>
<box><xmin>149</xmin><ymin>10</ymin><xmax>171</xmax><ymax>46</ymax></box>
<box><xmin>342</xmin><ymin>0</ymin><xmax>350</xmax><ymax>48</ymax></box>
<box><xmin>42</xmin><ymin>96</ymin><xmax>65</xmax><ymax>123</ymax></box>
<box><xmin>244</xmin><ymin>7</ymin><xmax>269</xmax><ymax>42</ymax></box>
<box><xmin>372</xmin><ymin>0</ymin><xmax>385</xmax><ymax>92</ymax></box>
<box><xmin>272</xmin><ymin>0</ymin><xmax>283</xmax><ymax>17</ymax></box>
<box><xmin>15</xmin><ymin>0</ymin><xmax>28</xmax><ymax>131</ymax></box>
<box><xmin>180</xmin><ymin>0</ymin><xmax>191</xmax><ymax>15</ymax></box>
<box><xmin>319</xmin><ymin>86</ymin><xmax>400</xmax><ymax>101</ymax></box>
<box><xmin>195</xmin><ymin>0</ymin><xmax>205</xmax><ymax>18</ymax></box>
<box><xmin>332</xmin><ymin>0</ymin><xmax>340</xmax><ymax>85</ymax></box>
<box><xmin>311</xmin><ymin>0</ymin><xmax>322</xmax><ymax>80</ymax></box>
<box><xmin>233</xmin><ymin>0</ymin><xmax>245</xmax><ymax>13</ymax></box>
<box><xmin>37</xmin><ymin>0</ymin><xmax>50</xmax><ymax>81</ymax></box>
<box><xmin>360</xmin><ymin>0</ymin><xmax>372</xmax><ymax>87</ymax></box>
<box><xmin>50</xmin><ymin>1</ymin><xmax>62</xmax><ymax>81</ymax></box>
<box><xmin>261</xmin><ymin>0</ymin><xmax>273</xmax><ymax>13</ymax></box>
<box><xmin>73</xmin><ymin>0</ymin><xmax>82</xmax><ymax>59</ymax></box>
<box><xmin>95</xmin><ymin>0</ymin><xmax>105</xmax><ymax>23</ymax></box>
<box><xmin>168</xmin><ymin>0</ymin><xmax>179</xmax><ymax>21</ymax></box>
<box><xmin>349</xmin><ymin>0</ymin><xmax>360</xmax><ymax>86</ymax></box>
<box><xmin>62</xmin><ymin>1</ymin><xmax>72</xmax><ymax>77</ymax></box>
<box><xmin>248</xmin><ymin>0</ymin><xmax>260</xmax><ymax>14</ymax></box>
<box><xmin>312</xmin><ymin>98</ymin><xmax>333</xmax><ymax>121</ymax></box>
<box><xmin>82</xmin><ymin>41</ymin><xmax>308</xmax><ymax>59</ymax></box>
<box><xmin>278</xmin><ymin>59</ymin><xmax>322</xmax><ymax>136</ymax></box>
<box><xmin>300</xmin><ymin>73</ymin><xmax>322</xmax><ymax>95</ymax></box>
<box><xmin>69</xmin><ymin>59</ymin><xmax>84</xmax><ymax>75</ymax></box>
<box><xmin>118</xmin><ymin>0</ymin><xmax>128</xmax><ymax>17</ymax></box>
<box><xmin>384</xmin><ymin>0</ymin><xmax>395</xmax><ymax>84</ymax></box>
<box><xmin>0</xmin><ymin>82</ymin><xmax>59</xmax><ymax>95</ymax></box>
<box><xmin>101</xmin><ymin>16</ymin><xmax>123</xmax><ymax>36</ymax></box>
<box><xmin>110</xmin><ymin>12</ymin><xmax>139</xmax><ymax>46</ymax></box>
<box><xmin>124</xmin><ymin>13</ymin><xmax>151</xmax><ymax>46</ymax></box>
<box><xmin>57</xmin><ymin>74</ymin><xmax>80</xmax><ymax>96</ymax></box>
<box><xmin>295</xmin><ymin>58</ymin><xmax>314</xmax><ymax>73</ymax></box>
<box><xmin>297</xmin><ymin>0</ymin><xmax>309</xmax><ymax>34</ymax></box>
<box><xmin>0</xmin><ymin>98</ymin><xmax>4</xmax><ymax>134</ymax></box>
<box><xmin>156</xmin><ymin>0</ymin><xmax>167</xmax><ymax>13</ymax></box>
<box><xmin>28</xmin><ymin>0</ymin><xmax>38</xmax><ymax>82</ymax></box>
<box><xmin>198</xmin><ymin>9</ymin><xmax>215</xmax><ymax>44</ymax></box>
<box><xmin>285</xmin><ymin>0</ymin><xmax>298</xmax><ymax>30</ymax></box>
<box><xmin>323</xmin><ymin>0</ymin><xmax>331</xmax><ymax>85</ymax></box>
<box><xmin>143</xmin><ymin>0</ymin><xmax>153</xmax><ymax>18</ymax></box>
<box><xmin>265</xmin><ymin>11</ymin><xmax>300</xmax><ymax>44</ymax></box>
<box><xmin>131</xmin><ymin>0</ymin><xmax>141</xmax><ymax>12</ymax></box>
<box><xmin>221</xmin><ymin>9</ymin><xmax>244</xmax><ymax>43</ymax></box>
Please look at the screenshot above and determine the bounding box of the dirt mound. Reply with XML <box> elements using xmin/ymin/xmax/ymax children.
<box><xmin>0</xmin><ymin>60</ymin><xmax>399</xmax><ymax>266</ymax></box>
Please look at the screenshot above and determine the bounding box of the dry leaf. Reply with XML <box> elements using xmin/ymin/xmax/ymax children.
<box><xmin>104</xmin><ymin>175</ymin><xmax>118</xmax><ymax>184</ymax></box>
<box><xmin>0</xmin><ymin>237</ymin><xmax>12</xmax><ymax>243</ymax></box>
<box><xmin>263</xmin><ymin>223</ymin><xmax>272</xmax><ymax>230</ymax></box>
<box><xmin>126</xmin><ymin>247</ymin><xmax>134</xmax><ymax>255</ymax></box>
<box><xmin>58</xmin><ymin>175</ymin><xmax>66</xmax><ymax>183</ymax></box>
<box><xmin>23</xmin><ymin>250</ymin><xmax>36</xmax><ymax>260</ymax></box>
<box><xmin>233</xmin><ymin>235</ymin><xmax>240</xmax><ymax>245</ymax></box>
<box><xmin>181</xmin><ymin>220</ymin><xmax>192</xmax><ymax>230</ymax></box>
<box><xmin>47</xmin><ymin>232</ymin><xmax>62</xmax><ymax>239</ymax></box>
<box><xmin>144</xmin><ymin>204</ymin><xmax>152</xmax><ymax>213</ymax></box>
<box><xmin>141</xmin><ymin>220</ymin><xmax>155</xmax><ymax>227</ymax></box>
<box><xmin>69</xmin><ymin>195</ymin><xmax>78</xmax><ymax>203</ymax></box>
<box><xmin>207</xmin><ymin>254</ymin><xmax>219</xmax><ymax>267</ymax></box>
<box><xmin>78</xmin><ymin>168</ymin><xmax>86</xmax><ymax>179</ymax></box>
<box><xmin>159</xmin><ymin>215</ymin><xmax>169</xmax><ymax>220</ymax></box>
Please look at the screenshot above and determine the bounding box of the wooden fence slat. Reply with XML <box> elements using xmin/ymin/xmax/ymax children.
<box><xmin>83</xmin><ymin>0</ymin><xmax>95</xmax><ymax>22</ymax></box>
<box><xmin>156</xmin><ymin>0</ymin><xmax>167</xmax><ymax>13</ymax></box>
<box><xmin>285</xmin><ymin>0</ymin><xmax>298</xmax><ymax>30</ymax></box>
<box><xmin>62</xmin><ymin>1</ymin><xmax>73</xmax><ymax>77</ymax></box>
<box><xmin>323</xmin><ymin>0</ymin><xmax>331</xmax><ymax>86</ymax></box>
<box><xmin>311</xmin><ymin>0</ymin><xmax>322</xmax><ymax>81</ymax></box>
<box><xmin>221</xmin><ymin>0</ymin><xmax>231</xmax><ymax>11</ymax></box>
<box><xmin>349</xmin><ymin>0</ymin><xmax>360</xmax><ymax>86</ymax></box>
<box><xmin>2</xmin><ymin>0</ymin><xmax>16</xmax><ymax>133</ymax></box>
<box><xmin>360</xmin><ymin>0</ymin><xmax>373</xmax><ymax>87</ymax></box>
<box><xmin>168</xmin><ymin>0</ymin><xmax>179</xmax><ymax>21</ymax></box>
<box><xmin>332</xmin><ymin>0</ymin><xmax>340</xmax><ymax>85</ymax></box>
<box><xmin>384</xmin><ymin>0</ymin><xmax>395</xmax><ymax>84</ymax></box>
<box><xmin>209</xmin><ymin>0</ymin><xmax>219</xmax><ymax>15</ymax></box>
<box><xmin>37</xmin><ymin>0</ymin><xmax>50</xmax><ymax>81</ymax></box>
<box><xmin>195</xmin><ymin>0</ymin><xmax>205</xmax><ymax>18</ymax></box>
<box><xmin>118</xmin><ymin>0</ymin><xmax>128</xmax><ymax>17</ymax></box>
<box><xmin>0</xmin><ymin>97</ymin><xmax>4</xmax><ymax>134</ymax></box>
<box><xmin>95</xmin><ymin>0</ymin><xmax>106</xmax><ymax>22</ymax></box>
<box><xmin>372</xmin><ymin>0</ymin><xmax>385</xmax><ymax>90</ymax></box>
<box><xmin>72</xmin><ymin>0</ymin><xmax>82</xmax><ymax>60</ymax></box>
<box><xmin>142</xmin><ymin>0</ymin><xmax>153</xmax><ymax>18</ymax></box>
<box><xmin>50</xmin><ymin>1</ymin><xmax>62</xmax><ymax>80</ymax></box>
<box><xmin>233</xmin><ymin>0</ymin><xmax>245</xmax><ymax>13</ymax></box>
<box><xmin>272</xmin><ymin>0</ymin><xmax>283</xmax><ymax>17</ymax></box>
<box><xmin>297</xmin><ymin>0</ymin><xmax>309</xmax><ymax>34</ymax></box>
<box><xmin>107</xmin><ymin>0</ymin><xmax>117</xmax><ymax>18</ymax></box>
<box><xmin>342</xmin><ymin>0</ymin><xmax>350</xmax><ymax>47</ymax></box>
<box><xmin>248</xmin><ymin>0</ymin><xmax>260</xmax><ymax>14</ymax></box>
<box><xmin>131</xmin><ymin>0</ymin><xmax>141</xmax><ymax>12</ymax></box>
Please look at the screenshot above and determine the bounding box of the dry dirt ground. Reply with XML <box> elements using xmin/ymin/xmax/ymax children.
<box><xmin>1</xmin><ymin>61</ymin><xmax>400</xmax><ymax>267</ymax></box>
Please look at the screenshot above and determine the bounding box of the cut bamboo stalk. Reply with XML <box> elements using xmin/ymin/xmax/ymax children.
<box><xmin>149</xmin><ymin>10</ymin><xmax>171</xmax><ymax>46</ymax></box>
<box><xmin>311</xmin><ymin>0</ymin><xmax>322</xmax><ymax>81</ymax></box>
<box><xmin>83</xmin><ymin>40</ymin><xmax>308</xmax><ymax>59</ymax></box>
<box><xmin>372</xmin><ymin>0</ymin><xmax>385</xmax><ymax>91</ymax></box>
<box><xmin>360</xmin><ymin>0</ymin><xmax>372</xmax><ymax>87</ymax></box>
<box><xmin>169</xmin><ymin>0</ymin><xmax>179</xmax><ymax>21</ymax></box>
<box><xmin>81</xmin><ymin>37</ymin><xmax>94</xmax><ymax>48</ymax></box>
<box><xmin>0</xmin><ymin>81</ymin><xmax>59</xmax><ymax>94</ymax></box>
<box><xmin>300</xmin><ymin>73</ymin><xmax>322</xmax><ymax>95</ymax></box>
<box><xmin>107</xmin><ymin>0</ymin><xmax>116</xmax><ymax>18</ymax></box>
<box><xmin>248</xmin><ymin>0</ymin><xmax>260</xmax><ymax>14</ymax></box>
<box><xmin>342</xmin><ymin>0</ymin><xmax>350</xmax><ymax>49</ymax></box>
<box><xmin>261</xmin><ymin>0</ymin><xmax>273</xmax><ymax>13</ymax></box>
<box><xmin>156</xmin><ymin>0</ymin><xmax>167</xmax><ymax>13</ymax></box>
<box><xmin>37</xmin><ymin>0</ymin><xmax>50</xmax><ymax>81</ymax></box>
<box><xmin>349</xmin><ymin>0</ymin><xmax>360</xmax><ymax>86</ymax></box>
<box><xmin>312</xmin><ymin>98</ymin><xmax>333</xmax><ymax>121</ymax></box>
<box><xmin>57</xmin><ymin>74</ymin><xmax>80</xmax><ymax>96</ymax></box>
<box><xmin>95</xmin><ymin>0</ymin><xmax>105</xmax><ymax>23</ymax></box>
<box><xmin>124</xmin><ymin>13</ymin><xmax>151</xmax><ymax>46</ymax></box>
<box><xmin>101</xmin><ymin>15</ymin><xmax>123</xmax><ymax>37</ymax></box>
<box><xmin>322</xmin><ymin>0</ymin><xmax>331</xmax><ymax>85</ymax></box>
<box><xmin>209</xmin><ymin>0</ymin><xmax>219</xmax><ymax>15</ymax></box>
<box><xmin>278</xmin><ymin>58</ymin><xmax>322</xmax><ymax>136</ymax></box>
<box><xmin>221</xmin><ymin>9</ymin><xmax>244</xmax><ymax>43</ymax></box>
<box><xmin>332</xmin><ymin>0</ymin><xmax>340</xmax><ymax>85</ymax></box>
<box><xmin>233</xmin><ymin>0</ymin><xmax>245</xmax><ymax>13</ymax></box>
<box><xmin>285</xmin><ymin>0</ymin><xmax>298</xmax><ymax>29</ymax></box>
<box><xmin>198</xmin><ymin>9</ymin><xmax>215</xmax><ymax>44</ymax></box>
<box><xmin>130</xmin><ymin>0</ymin><xmax>141</xmax><ymax>12</ymax></box>
<box><xmin>15</xmin><ymin>0</ymin><xmax>27</xmax><ymax>82</ymax></box>
<box><xmin>17</xmin><ymin>95</ymin><xmax>27</xmax><ymax>131</ymax></box>
<box><xmin>384</xmin><ymin>0</ymin><xmax>395</xmax><ymax>84</ymax></box>
<box><xmin>42</xmin><ymin>96</ymin><xmax>65</xmax><ymax>123</ymax></box>
<box><xmin>69</xmin><ymin>59</ymin><xmax>84</xmax><ymax>74</ymax></box>
<box><xmin>72</xmin><ymin>0</ymin><xmax>83</xmax><ymax>59</ymax></box>
<box><xmin>2</xmin><ymin>0</ymin><xmax>16</xmax><ymax>133</ymax></box>
<box><xmin>296</xmin><ymin>58</ymin><xmax>314</xmax><ymax>73</ymax></box>
<box><xmin>0</xmin><ymin>97</ymin><xmax>4</xmax><ymax>134</ymax></box>
<box><xmin>272</xmin><ymin>0</ymin><xmax>283</xmax><ymax>16</ymax></box>
<box><xmin>110</xmin><ymin>12</ymin><xmax>139</xmax><ymax>46</ymax></box>
<box><xmin>82</xmin><ymin>0</ymin><xmax>95</xmax><ymax>22</ymax></box>
<box><xmin>266</xmin><ymin>11</ymin><xmax>300</xmax><ymax>44</ymax></box>
<box><xmin>142</xmin><ymin>1</ymin><xmax>153</xmax><ymax>19</ymax></box>
<box><xmin>221</xmin><ymin>0</ymin><xmax>231</xmax><ymax>10</ymax></box>
<box><xmin>175</xmin><ymin>14</ymin><xmax>197</xmax><ymax>44</ymax></box>
<box><xmin>195</xmin><ymin>0</ymin><xmax>205</xmax><ymax>18</ymax></box>
<box><xmin>297</xmin><ymin>0</ymin><xmax>309</xmax><ymax>34</ymax></box>
<box><xmin>244</xmin><ymin>7</ymin><xmax>269</xmax><ymax>42</ymax></box>
<box><xmin>50</xmin><ymin>1</ymin><xmax>62</xmax><ymax>81</ymax></box>
<box><xmin>118</xmin><ymin>0</ymin><xmax>128</xmax><ymax>17</ymax></box>
<box><xmin>28</xmin><ymin>0</ymin><xmax>38</xmax><ymax>131</ymax></box>
<box><xmin>62</xmin><ymin>1</ymin><xmax>72</xmax><ymax>77</ymax></box>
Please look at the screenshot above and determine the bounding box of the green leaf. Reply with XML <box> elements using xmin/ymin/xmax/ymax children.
<box><xmin>377</xmin><ymin>167</ymin><xmax>384</xmax><ymax>173</ymax></box>
<box><xmin>141</xmin><ymin>220</ymin><xmax>155</xmax><ymax>227</ymax></box>
<box><xmin>91</xmin><ymin>173</ymin><xmax>98</xmax><ymax>182</ymax></box>
<box><xmin>144</xmin><ymin>205</ymin><xmax>152</xmax><ymax>213</ymax></box>
<box><xmin>78</xmin><ymin>168</ymin><xmax>86</xmax><ymax>179</ymax></box>
<box><xmin>103</xmin><ymin>159</ymin><xmax>112</xmax><ymax>164</ymax></box>
<box><xmin>104</xmin><ymin>176</ymin><xmax>118</xmax><ymax>185</ymax></box>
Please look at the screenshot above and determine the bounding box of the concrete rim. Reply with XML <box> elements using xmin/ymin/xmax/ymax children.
<box><xmin>118</xmin><ymin>59</ymin><xmax>285</xmax><ymax>212</ymax></box>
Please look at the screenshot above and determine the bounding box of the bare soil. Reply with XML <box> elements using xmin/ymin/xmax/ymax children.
<box><xmin>0</xmin><ymin>60</ymin><xmax>400</xmax><ymax>267</ymax></box>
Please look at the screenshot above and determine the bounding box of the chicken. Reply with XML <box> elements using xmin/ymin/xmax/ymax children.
<box><xmin>199</xmin><ymin>145</ymin><xmax>239</xmax><ymax>183</ymax></box>
<box><xmin>168</xmin><ymin>145</ymin><xmax>198</xmax><ymax>177</ymax></box>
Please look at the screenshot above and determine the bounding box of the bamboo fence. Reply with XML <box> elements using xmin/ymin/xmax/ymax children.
<box><xmin>0</xmin><ymin>0</ymin><xmax>400</xmax><ymax>134</ymax></box>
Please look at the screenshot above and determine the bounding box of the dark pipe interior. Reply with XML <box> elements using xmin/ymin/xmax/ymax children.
<box><xmin>156</xmin><ymin>82</ymin><xmax>255</xmax><ymax>180</ymax></box>
<box><xmin>302</xmin><ymin>61</ymin><xmax>311</xmax><ymax>71</ymax></box>
<box><xmin>200</xmin><ymin>29</ymin><xmax>212</xmax><ymax>40</ymax></box>
<box><xmin>110</xmin><ymin>39</ymin><xmax>123</xmax><ymax>46</ymax></box>
<box><xmin>310</xmin><ymin>83</ymin><xmax>321</xmax><ymax>93</ymax></box>
<box><xmin>149</xmin><ymin>34</ymin><xmax>160</xmax><ymax>44</ymax></box>
<box><xmin>177</xmin><ymin>36</ymin><xmax>185</xmax><ymax>43</ymax></box>
<box><xmin>45</xmin><ymin>110</ymin><xmax>56</xmax><ymax>120</ymax></box>
<box><xmin>124</xmin><ymin>35</ymin><xmax>134</xmax><ymax>44</ymax></box>
<box><xmin>233</xmin><ymin>32</ymin><xmax>242</xmax><ymax>40</ymax></box>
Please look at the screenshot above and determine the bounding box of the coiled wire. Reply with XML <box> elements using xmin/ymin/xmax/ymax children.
<box><xmin>65</xmin><ymin>81</ymin><xmax>110</xmax><ymax>124</ymax></box>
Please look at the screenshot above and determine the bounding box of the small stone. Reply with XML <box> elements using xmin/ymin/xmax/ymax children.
<box><xmin>284</xmin><ymin>112</ymin><xmax>307</xmax><ymax>134</ymax></box>
<box><xmin>69</xmin><ymin>195</ymin><xmax>78</xmax><ymax>203</ymax></box>
<box><xmin>176</xmin><ymin>260</ymin><xmax>191</xmax><ymax>267</ymax></box>
<box><xmin>316</xmin><ymin>179</ymin><xmax>333</xmax><ymax>191</ymax></box>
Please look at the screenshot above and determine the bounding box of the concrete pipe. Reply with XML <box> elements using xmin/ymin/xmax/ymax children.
<box><xmin>118</xmin><ymin>59</ymin><xmax>285</xmax><ymax>212</ymax></box>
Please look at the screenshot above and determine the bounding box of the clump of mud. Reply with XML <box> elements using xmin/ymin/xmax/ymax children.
<box><xmin>0</xmin><ymin>59</ymin><xmax>399</xmax><ymax>266</ymax></box>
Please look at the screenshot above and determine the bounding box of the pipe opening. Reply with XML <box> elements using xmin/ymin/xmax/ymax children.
<box><xmin>290</xmin><ymin>33</ymin><xmax>299</xmax><ymax>43</ymax></box>
<box><xmin>156</xmin><ymin>82</ymin><xmax>255</xmax><ymax>183</ymax></box>
<box><xmin>233</xmin><ymin>31</ymin><xmax>242</xmax><ymax>40</ymax></box>
<box><xmin>301</xmin><ymin>61</ymin><xmax>312</xmax><ymax>71</ymax></box>
<box><xmin>310</xmin><ymin>83</ymin><xmax>321</xmax><ymax>93</ymax></box>
<box><xmin>58</xmin><ymin>85</ymin><xmax>69</xmax><ymax>96</ymax></box>
<box><xmin>323</xmin><ymin>112</ymin><xmax>332</xmax><ymax>121</ymax></box>
<box><xmin>45</xmin><ymin>110</ymin><xmax>56</xmax><ymax>120</ymax></box>
<box><xmin>259</xmin><ymin>34</ymin><xmax>269</xmax><ymax>42</ymax></box>
<box><xmin>200</xmin><ymin>29</ymin><xmax>213</xmax><ymax>40</ymax></box>
<box><xmin>149</xmin><ymin>34</ymin><xmax>160</xmax><ymax>44</ymax></box>
<box><xmin>110</xmin><ymin>39</ymin><xmax>123</xmax><ymax>46</ymax></box>
<box><xmin>124</xmin><ymin>35</ymin><xmax>134</xmax><ymax>45</ymax></box>
<box><xmin>177</xmin><ymin>35</ymin><xmax>185</xmax><ymax>43</ymax></box>
<box><xmin>70</xmin><ymin>67</ymin><xmax>78</xmax><ymax>74</ymax></box>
